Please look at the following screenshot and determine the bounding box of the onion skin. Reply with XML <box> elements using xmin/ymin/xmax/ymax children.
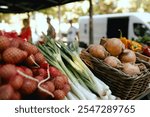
<box><xmin>20</xmin><ymin>79</ymin><xmax>38</xmax><ymax>95</ymax></box>
<box><xmin>49</xmin><ymin>66</ymin><xmax>62</xmax><ymax>78</ymax></box>
<box><xmin>45</xmin><ymin>81</ymin><xmax>55</xmax><ymax>93</ymax></box>
<box><xmin>2</xmin><ymin>47</ymin><xmax>28</xmax><ymax>64</ymax></box>
<box><xmin>31</xmin><ymin>68</ymin><xmax>39</xmax><ymax>76</ymax></box>
<box><xmin>40</xmin><ymin>61</ymin><xmax>49</xmax><ymax>69</ymax></box>
<box><xmin>0</xmin><ymin>64</ymin><xmax>17</xmax><ymax>82</ymax></box>
<box><xmin>20</xmin><ymin>41</ymin><xmax>38</xmax><ymax>55</ymax></box>
<box><xmin>23</xmin><ymin>67</ymin><xmax>33</xmax><ymax>76</ymax></box>
<box><xmin>37</xmin><ymin>82</ymin><xmax>54</xmax><ymax>99</ymax></box>
<box><xmin>104</xmin><ymin>56</ymin><xmax>121</xmax><ymax>68</ymax></box>
<box><xmin>11</xmin><ymin>91</ymin><xmax>21</xmax><ymax>100</ymax></box>
<box><xmin>54</xmin><ymin>76</ymin><xmax>66</xmax><ymax>90</ymax></box>
<box><xmin>37</xmin><ymin>68</ymin><xmax>47</xmax><ymax>78</ymax></box>
<box><xmin>0</xmin><ymin>36</ymin><xmax>10</xmax><ymax>52</ymax></box>
<box><xmin>37</xmin><ymin>84</ymin><xmax>50</xmax><ymax>99</ymax></box>
<box><xmin>88</xmin><ymin>44</ymin><xmax>108</xmax><ymax>59</ymax></box>
<box><xmin>9</xmin><ymin>75</ymin><xmax>24</xmax><ymax>90</ymax></box>
<box><xmin>63</xmin><ymin>84</ymin><xmax>71</xmax><ymax>95</ymax></box>
<box><xmin>35</xmin><ymin>75</ymin><xmax>44</xmax><ymax>81</ymax></box>
<box><xmin>53</xmin><ymin>90</ymin><xmax>65</xmax><ymax>100</ymax></box>
<box><xmin>119</xmin><ymin>49</ymin><xmax>136</xmax><ymax>63</ymax></box>
<box><xmin>25</xmin><ymin>54</ymin><xmax>35</xmax><ymax>66</ymax></box>
<box><xmin>0</xmin><ymin>84</ymin><xmax>14</xmax><ymax>100</ymax></box>
<box><xmin>60</xmin><ymin>74</ymin><xmax>69</xmax><ymax>84</ymax></box>
<box><xmin>30</xmin><ymin>68</ymin><xmax>47</xmax><ymax>77</ymax></box>
<box><xmin>34</xmin><ymin>52</ymin><xmax>46</xmax><ymax>65</ymax></box>
<box><xmin>10</xmin><ymin>39</ymin><xmax>20</xmax><ymax>48</ymax></box>
<box><xmin>122</xmin><ymin>63</ymin><xmax>140</xmax><ymax>76</ymax></box>
<box><xmin>104</xmin><ymin>38</ymin><xmax>124</xmax><ymax>56</ymax></box>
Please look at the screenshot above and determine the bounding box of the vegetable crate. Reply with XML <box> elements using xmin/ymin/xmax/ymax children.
<box><xmin>80</xmin><ymin>49</ymin><xmax>150</xmax><ymax>100</ymax></box>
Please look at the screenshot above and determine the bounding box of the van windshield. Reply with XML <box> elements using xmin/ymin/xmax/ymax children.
<box><xmin>134</xmin><ymin>23</ymin><xmax>150</xmax><ymax>37</ymax></box>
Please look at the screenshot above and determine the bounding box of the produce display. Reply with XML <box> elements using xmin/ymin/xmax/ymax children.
<box><xmin>37</xmin><ymin>36</ymin><xmax>117</xmax><ymax>100</ymax></box>
<box><xmin>118</xmin><ymin>30</ymin><xmax>142</xmax><ymax>52</ymax></box>
<box><xmin>142</xmin><ymin>45</ymin><xmax>150</xmax><ymax>57</ymax></box>
<box><xmin>120</xmin><ymin>37</ymin><xmax>142</xmax><ymax>52</ymax></box>
<box><xmin>81</xmin><ymin>37</ymin><xmax>150</xmax><ymax>99</ymax></box>
<box><xmin>0</xmin><ymin>35</ymin><xmax>70</xmax><ymax>100</ymax></box>
<box><xmin>91</xmin><ymin>38</ymin><xmax>146</xmax><ymax>76</ymax></box>
<box><xmin>1</xmin><ymin>30</ymin><xmax>148</xmax><ymax>100</ymax></box>
<box><xmin>0</xmin><ymin>33</ymin><xmax>118</xmax><ymax>100</ymax></box>
<box><xmin>119</xmin><ymin>31</ymin><xmax>150</xmax><ymax>58</ymax></box>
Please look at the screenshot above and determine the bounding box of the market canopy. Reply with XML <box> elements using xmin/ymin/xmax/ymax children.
<box><xmin>0</xmin><ymin>0</ymin><xmax>83</xmax><ymax>13</ymax></box>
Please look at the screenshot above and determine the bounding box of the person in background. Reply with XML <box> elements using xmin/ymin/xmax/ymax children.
<box><xmin>20</xmin><ymin>18</ymin><xmax>32</xmax><ymax>43</ymax></box>
<box><xmin>46</xmin><ymin>16</ymin><xmax>56</xmax><ymax>39</ymax></box>
<box><xmin>67</xmin><ymin>19</ymin><xmax>79</xmax><ymax>43</ymax></box>
<box><xmin>67</xmin><ymin>19</ymin><xmax>79</xmax><ymax>51</ymax></box>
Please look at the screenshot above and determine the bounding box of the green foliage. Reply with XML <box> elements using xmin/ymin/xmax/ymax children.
<box><xmin>136</xmin><ymin>35</ymin><xmax>150</xmax><ymax>43</ymax></box>
<box><xmin>0</xmin><ymin>13</ymin><xmax>12</xmax><ymax>23</ymax></box>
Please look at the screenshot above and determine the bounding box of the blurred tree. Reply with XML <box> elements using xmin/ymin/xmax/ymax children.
<box><xmin>93</xmin><ymin>0</ymin><xmax>117</xmax><ymax>14</ymax></box>
<box><xmin>0</xmin><ymin>13</ymin><xmax>12</xmax><ymax>23</ymax></box>
<box><xmin>130</xmin><ymin>0</ymin><xmax>150</xmax><ymax>12</ymax></box>
<box><xmin>39</xmin><ymin>1</ymin><xmax>87</xmax><ymax>23</ymax></box>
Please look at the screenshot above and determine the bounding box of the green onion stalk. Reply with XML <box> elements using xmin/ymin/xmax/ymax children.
<box><xmin>38</xmin><ymin>38</ymin><xmax>97</xmax><ymax>100</ymax></box>
<box><xmin>55</xmin><ymin>41</ymin><xmax>112</xmax><ymax>99</ymax></box>
<box><xmin>38</xmin><ymin>36</ymin><xmax>116</xmax><ymax>100</ymax></box>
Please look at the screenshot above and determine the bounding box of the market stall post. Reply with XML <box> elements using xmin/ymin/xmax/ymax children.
<box><xmin>89</xmin><ymin>0</ymin><xmax>93</xmax><ymax>44</ymax></box>
<box><xmin>58</xmin><ymin>5</ymin><xmax>61</xmax><ymax>40</ymax></box>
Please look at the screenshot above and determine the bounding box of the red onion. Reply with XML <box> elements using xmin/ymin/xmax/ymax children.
<box><xmin>9</xmin><ymin>75</ymin><xmax>24</xmax><ymax>90</ymax></box>
<box><xmin>0</xmin><ymin>84</ymin><xmax>14</xmax><ymax>100</ymax></box>
<box><xmin>20</xmin><ymin>79</ymin><xmax>38</xmax><ymax>95</ymax></box>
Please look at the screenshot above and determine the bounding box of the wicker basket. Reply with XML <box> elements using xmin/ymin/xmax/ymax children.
<box><xmin>136</xmin><ymin>52</ymin><xmax>150</xmax><ymax>85</ymax></box>
<box><xmin>80</xmin><ymin>49</ymin><xmax>150</xmax><ymax>100</ymax></box>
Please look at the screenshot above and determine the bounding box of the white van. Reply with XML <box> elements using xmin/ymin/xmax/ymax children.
<box><xmin>79</xmin><ymin>12</ymin><xmax>150</xmax><ymax>45</ymax></box>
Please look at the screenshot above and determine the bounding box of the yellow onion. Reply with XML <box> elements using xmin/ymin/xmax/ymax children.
<box><xmin>104</xmin><ymin>38</ymin><xmax>125</xmax><ymax>56</ymax></box>
<box><xmin>119</xmin><ymin>49</ymin><xmax>136</xmax><ymax>63</ymax></box>
<box><xmin>122</xmin><ymin>63</ymin><xmax>140</xmax><ymax>76</ymax></box>
<box><xmin>88</xmin><ymin>44</ymin><xmax>108</xmax><ymax>59</ymax></box>
<box><xmin>104</xmin><ymin>56</ymin><xmax>122</xmax><ymax>68</ymax></box>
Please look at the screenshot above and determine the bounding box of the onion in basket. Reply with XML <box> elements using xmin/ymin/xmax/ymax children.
<box><xmin>104</xmin><ymin>56</ymin><xmax>122</xmax><ymax>68</ymax></box>
<box><xmin>88</xmin><ymin>44</ymin><xmax>108</xmax><ymax>59</ymax></box>
<box><xmin>119</xmin><ymin>49</ymin><xmax>136</xmax><ymax>63</ymax></box>
<box><xmin>104</xmin><ymin>38</ymin><xmax>125</xmax><ymax>56</ymax></box>
<box><xmin>122</xmin><ymin>63</ymin><xmax>140</xmax><ymax>76</ymax></box>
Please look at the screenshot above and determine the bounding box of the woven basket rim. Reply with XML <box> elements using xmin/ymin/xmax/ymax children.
<box><xmin>80</xmin><ymin>49</ymin><xmax>149</xmax><ymax>80</ymax></box>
